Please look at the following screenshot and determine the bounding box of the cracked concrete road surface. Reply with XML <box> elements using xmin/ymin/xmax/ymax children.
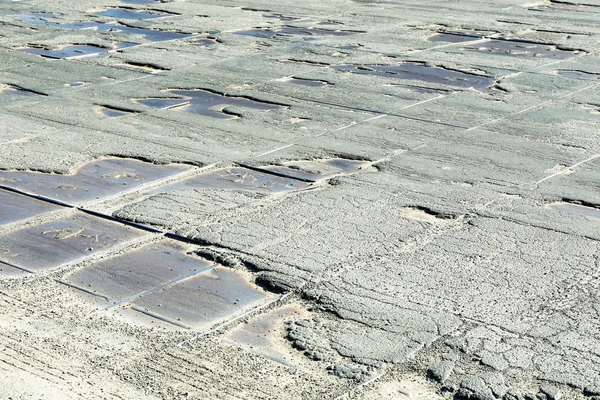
<box><xmin>1</xmin><ymin>0</ymin><xmax>600</xmax><ymax>399</ymax></box>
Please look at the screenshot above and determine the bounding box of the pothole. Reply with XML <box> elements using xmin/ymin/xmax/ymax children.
<box><xmin>235</xmin><ymin>26</ymin><xmax>361</xmax><ymax>39</ymax></box>
<box><xmin>286</xmin><ymin>77</ymin><xmax>330</xmax><ymax>87</ymax></box>
<box><xmin>0</xmin><ymin>211</ymin><xmax>149</xmax><ymax>273</ymax></box>
<box><xmin>246</xmin><ymin>158</ymin><xmax>375</xmax><ymax>182</ymax></box>
<box><xmin>427</xmin><ymin>32</ymin><xmax>483</xmax><ymax>43</ymax></box>
<box><xmin>92</xmin><ymin>7</ymin><xmax>176</xmax><ymax>20</ymax></box>
<box><xmin>61</xmin><ymin>239</ymin><xmax>274</xmax><ymax>330</ymax></box>
<box><xmin>547</xmin><ymin>202</ymin><xmax>600</xmax><ymax>219</ymax></box>
<box><xmin>95</xmin><ymin>105</ymin><xmax>138</xmax><ymax>117</ymax></box>
<box><xmin>223</xmin><ymin>304</ymin><xmax>309</xmax><ymax>367</ymax></box>
<box><xmin>19</xmin><ymin>43</ymin><xmax>134</xmax><ymax>59</ymax></box>
<box><xmin>458</xmin><ymin>39</ymin><xmax>583</xmax><ymax>59</ymax></box>
<box><xmin>0</xmin><ymin>189</ymin><xmax>62</xmax><ymax>227</ymax></box>
<box><xmin>133</xmin><ymin>89</ymin><xmax>285</xmax><ymax>119</ymax></box>
<box><xmin>332</xmin><ymin>63</ymin><xmax>495</xmax><ymax>91</ymax></box>
<box><xmin>0</xmin><ymin>84</ymin><xmax>45</xmax><ymax>97</ymax></box>
<box><xmin>0</xmin><ymin>158</ymin><xmax>193</xmax><ymax>206</ymax></box>
<box><xmin>557</xmin><ymin>70</ymin><xmax>600</xmax><ymax>80</ymax></box>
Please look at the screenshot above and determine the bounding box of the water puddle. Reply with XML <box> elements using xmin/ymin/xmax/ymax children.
<box><xmin>459</xmin><ymin>39</ymin><xmax>582</xmax><ymax>59</ymax></box>
<box><xmin>0</xmin><ymin>189</ymin><xmax>62</xmax><ymax>227</ymax></box>
<box><xmin>14</xmin><ymin>15</ymin><xmax>192</xmax><ymax>42</ymax></box>
<box><xmin>427</xmin><ymin>32</ymin><xmax>483</xmax><ymax>43</ymax></box>
<box><xmin>117</xmin><ymin>62</ymin><xmax>169</xmax><ymax>73</ymax></box>
<box><xmin>93</xmin><ymin>7</ymin><xmax>175</xmax><ymax>20</ymax></box>
<box><xmin>339</xmin><ymin>44</ymin><xmax>362</xmax><ymax>50</ymax></box>
<box><xmin>95</xmin><ymin>105</ymin><xmax>137</xmax><ymax>117</ymax></box>
<box><xmin>62</xmin><ymin>240</ymin><xmax>214</xmax><ymax>306</ymax></box>
<box><xmin>133</xmin><ymin>89</ymin><xmax>284</xmax><ymax>119</ymax></box>
<box><xmin>121</xmin><ymin>0</ymin><xmax>162</xmax><ymax>4</ymax></box>
<box><xmin>187</xmin><ymin>37</ymin><xmax>219</xmax><ymax>46</ymax></box>
<box><xmin>548</xmin><ymin>202</ymin><xmax>600</xmax><ymax>219</ymax></box>
<box><xmin>67</xmin><ymin>82</ymin><xmax>86</xmax><ymax>87</ymax></box>
<box><xmin>262</xmin><ymin>13</ymin><xmax>301</xmax><ymax>22</ymax></box>
<box><xmin>0</xmin><ymin>158</ymin><xmax>193</xmax><ymax>206</ymax></box>
<box><xmin>235</xmin><ymin>26</ymin><xmax>358</xmax><ymax>39</ymax></box>
<box><xmin>557</xmin><ymin>70</ymin><xmax>600</xmax><ymax>80</ymax></box>
<box><xmin>332</xmin><ymin>63</ymin><xmax>495</xmax><ymax>91</ymax></box>
<box><xmin>530</xmin><ymin>1</ymin><xmax>598</xmax><ymax>11</ymax></box>
<box><xmin>223</xmin><ymin>305</ymin><xmax>308</xmax><ymax>367</ymax></box>
<box><xmin>152</xmin><ymin>167</ymin><xmax>311</xmax><ymax>195</ymax></box>
<box><xmin>252</xmin><ymin>158</ymin><xmax>373</xmax><ymax>182</ymax></box>
<box><xmin>0</xmin><ymin>212</ymin><xmax>149</xmax><ymax>272</ymax></box>
<box><xmin>287</xmin><ymin>77</ymin><xmax>329</xmax><ymax>87</ymax></box>
<box><xmin>20</xmin><ymin>43</ymin><xmax>134</xmax><ymax>59</ymax></box>
<box><xmin>130</xmin><ymin>266</ymin><xmax>271</xmax><ymax>329</ymax></box>
<box><xmin>0</xmin><ymin>84</ymin><xmax>44</xmax><ymax>97</ymax></box>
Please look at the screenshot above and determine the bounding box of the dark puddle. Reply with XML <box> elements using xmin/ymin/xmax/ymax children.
<box><xmin>0</xmin><ymin>211</ymin><xmax>148</xmax><ymax>273</ymax></box>
<box><xmin>223</xmin><ymin>305</ymin><xmax>307</xmax><ymax>367</ymax></box>
<box><xmin>0</xmin><ymin>189</ymin><xmax>62</xmax><ymax>227</ymax></box>
<box><xmin>235</xmin><ymin>26</ymin><xmax>359</xmax><ymax>39</ymax></box>
<box><xmin>252</xmin><ymin>158</ymin><xmax>372</xmax><ymax>182</ymax></box>
<box><xmin>287</xmin><ymin>77</ymin><xmax>329</xmax><ymax>87</ymax></box>
<box><xmin>428</xmin><ymin>32</ymin><xmax>483</xmax><ymax>43</ymax></box>
<box><xmin>68</xmin><ymin>82</ymin><xmax>86</xmax><ymax>87</ymax></box>
<box><xmin>153</xmin><ymin>167</ymin><xmax>311</xmax><ymax>194</ymax></box>
<box><xmin>459</xmin><ymin>39</ymin><xmax>582</xmax><ymax>59</ymax></box>
<box><xmin>332</xmin><ymin>63</ymin><xmax>495</xmax><ymax>91</ymax></box>
<box><xmin>96</xmin><ymin>105</ymin><xmax>137</xmax><ymax>117</ymax></box>
<box><xmin>14</xmin><ymin>15</ymin><xmax>192</xmax><ymax>42</ymax></box>
<box><xmin>93</xmin><ymin>7</ymin><xmax>175</xmax><ymax>20</ymax></box>
<box><xmin>530</xmin><ymin>1</ymin><xmax>598</xmax><ymax>11</ymax></box>
<box><xmin>133</xmin><ymin>89</ymin><xmax>283</xmax><ymax>119</ymax></box>
<box><xmin>0</xmin><ymin>84</ymin><xmax>45</xmax><ymax>97</ymax></box>
<box><xmin>130</xmin><ymin>266</ymin><xmax>270</xmax><ymax>329</ymax></box>
<box><xmin>20</xmin><ymin>43</ymin><xmax>134</xmax><ymax>59</ymax></box>
<box><xmin>0</xmin><ymin>158</ymin><xmax>193</xmax><ymax>206</ymax></box>
<box><xmin>558</xmin><ymin>70</ymin><xmax>600</xmax><ymax>80</ymax></box>
<box><xmin>548</xmin><ymin>202</ymin><xmax>600</xmax><ymax>219</ymax></box>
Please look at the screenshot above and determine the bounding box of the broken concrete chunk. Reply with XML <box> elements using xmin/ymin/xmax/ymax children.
<box><xmin>427</xmin><ymin>359</ymin><xmax>455</xmax><ymax>383</ymax></box>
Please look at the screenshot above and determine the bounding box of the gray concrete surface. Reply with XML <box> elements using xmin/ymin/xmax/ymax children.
<box><xmin>1</xmin><ymin>0</ymin><xmax>600</xmax><ymax>398</ymax></box>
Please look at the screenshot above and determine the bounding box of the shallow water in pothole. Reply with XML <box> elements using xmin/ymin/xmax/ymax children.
<box><xmin>134</xmin><ymin>89</ymin><xmax>283</xmax><ymax>118</ymax></box>
<box><xmin>558</xmin><ymin>70</ymin><xmax>600</xmax><ymax>80</ymax></box>
<box><xmin>14</xmin><ymin>15</ymin><xmax>191</xmax><ymax>42</ymax></box>
<box><xmin>62</xmin><ymin>240</ymin><xmax>214</xmax><ymax>304</ymax></box>
<box><xmin>0</xmin><ymin>211</ymin><xmax>148</xmax><ymax>272</ymax></box>
<box><xmin>96</xmin><ymin>105</ymin><xmax>136</xmax><ymax>117</ymax></box>
<box><xmin>255</xmin><ymin>158</ymin><xmax>372</xmax><ymax>182</ymax></box>
<box><xmin>427</xmin><ymin>32</ymin><xmax>483</xmax><ymax>43</ymax></box>
<box><xmin>332</xmin><ymin>63</ymin><xmax>495</xmax><ymax>91</ymax></box>
<box><xmin>0</xmin><ymin>84</ymin><xmax>43</xmax><ymax>97</ymax></box>
<box><xmin>93</xmin><ymin>7</ymin><xmax>174</xmax><ymax>20</ymax></box>
<box><xmin>20</xmin><ymin>43</ymin><xmax>134</xmax><ymax>59</ymax></box>
<box><xmin>548</xmin><ymin>202</ymin><xmax>600</xmax><ymax>219</ymax></box>
<box><xmin>130</xmin><ymin>266</ymin><xmax>271</xmax><ymax>329</ymax></box>
<box><xmin>235</xmin><ymin>26</ymin><xmax>358</xmax><ymax>39</ymax></box>
<box><xmin>287</xmin><ymin>77</ymin><xmax>329</xmax><ymax>87</ymax></box>
<box><xmin>153</xmin><ymin>167</ymin><xmax>311</xmax><ymax>194</ymax></box>
<box><xmin>0</xmin><ymin>158</ymin><xmax>193</xmax><ymax>206</ymax></box>
<box><xmin>0</xmin><ymin>189</ymin><xmax>62</xmax><ymax>227</ymax></box>
<box><xmin>460</xmin><ymin>39</ymin><xmax>581</xmax><ymax>59</ymax></box>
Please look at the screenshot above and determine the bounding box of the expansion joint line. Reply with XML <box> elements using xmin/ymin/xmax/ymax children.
<box><xmin>534</xmin><ymin>153</ymin><xmax>600</xmax><ymax>186</ymax></box>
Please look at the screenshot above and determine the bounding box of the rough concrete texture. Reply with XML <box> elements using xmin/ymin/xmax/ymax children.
<box><xmin>1</xmin><ymin>0</ymin><xmax>600</xmax><ymax>398</ymax></box>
